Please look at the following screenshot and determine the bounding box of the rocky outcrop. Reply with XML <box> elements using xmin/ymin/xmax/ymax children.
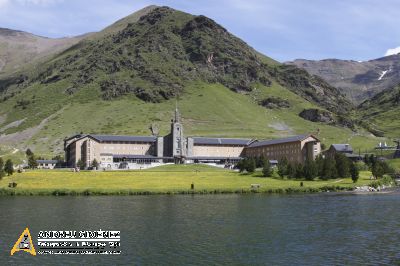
<box><xmin>259</xmin><ymin>97</ymin><xmax>290</xmax><ymax>109</ymax></box>
<box><xmin>299</xmin><ymin>108</ymin><xmax>355</xmax><ymax>129</ymax></box>
<box><xmin>299</xmin><ymin>109</ymin><xmax>334</xmax><ymax>123</ymax></box>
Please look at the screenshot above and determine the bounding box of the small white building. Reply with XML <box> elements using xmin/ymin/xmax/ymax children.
<box><xmin>37</xmin><ymin>160</ymin><xmax>58</xmax><ymax>169</ymax></box>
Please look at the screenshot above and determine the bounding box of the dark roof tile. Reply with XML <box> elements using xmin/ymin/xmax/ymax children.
<box><xmin>248</xmin><ymin>135</ymin><xmax>316</xmax><ymax>148</ymax></box>
<box><xmin>192</xmin><ymin>137</ymin><xmax>252</xmax><ymax>146</ymax></box>
<box><xmin>90</xmin><ymin>135</ymin><xmax>157</xmax><ymax>143</ymax></box>
<box><xmin>331</xmin><ymin>144</ymin><xmax>353</xmax><ymax>152</ymax></box>
<box><xmin>37</xmin><ymin>160</ymin><xmax>58</xmax><ymax>164</ymax></box>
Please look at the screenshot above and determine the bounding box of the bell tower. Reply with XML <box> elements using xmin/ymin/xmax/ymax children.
<box><xmin>171</xmin><ymin>102</ymin><xmax>186</xmax><ymax>162</ymax></box>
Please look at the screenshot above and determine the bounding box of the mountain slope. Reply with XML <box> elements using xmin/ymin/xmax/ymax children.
<box><xmin>289</xmin><ymin>54</ymin><xmax>400</xmax><ymax>104</ymax></box>
<box><xmin>0</xmin><ymin>6</ymin><xmax>381</xmax><ymax>160</ymax></box>
<box><xmin>0</xmin><ymin>28</ymin><xmax>87</xmax><ymax>78</ymax></box>
<box><xmin>1</xmin><ymin>6</ymin><xmax>351</xmax><ymax>111</ymax></box>
<box><xmin>358</xmin><ymin>85</ymin><xmax>400</xmax><ymax>138</ymax></box>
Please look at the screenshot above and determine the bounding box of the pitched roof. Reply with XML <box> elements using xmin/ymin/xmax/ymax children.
<box><xmin>192</xmin><ymin>137</ymin><xmax>252</xmax><ymax>146</ymax></box>
<box><xmin>187</xmin><ymin>156</ymin><xmax>242</xmax><ymax>160</ymax></box>
<box><xmin>113</xmin><ymin>154</ymin><xmax>168</xmax><ymax>159</ymax></box>
<box><xmin>64</xmin><ymin>134</ymin><xmax>84</xmax><ymax>142</ymax></box>
<box><xmin>89</xmin><ymin>135</ymin><xmax>157</xmax><ymax>143</ymax></box>
<box><xmin>248</xmin><ymin>134</ymin><xmax>317</xmax><ymax>148</ymax></box>
<box><xmin>331</xmin><ymin>144</ymin><xmax>353</xmax><ymax>153</ymax></box>
<box><xmin>37</xmin><ymin>160</ymin><xmax>58</xmax><ymax>164</ymax></box>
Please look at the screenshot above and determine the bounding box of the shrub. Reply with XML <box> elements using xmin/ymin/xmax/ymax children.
<box><xmin>369</xmin><ymin>175</ymin><xmax>393</xmax><ymax>188</ymax></box>
<box><xmin>77</xmin><ymin>159</ymin><xmax>86</xmax><ymax>170</ymax></box>
<box><xmin>355</xmin><ymin>161</ymin><xmax>368</xmax><ymax>171</ymax></box>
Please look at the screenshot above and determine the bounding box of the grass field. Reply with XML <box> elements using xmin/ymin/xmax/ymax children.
<box><xmin>0</xmin><ymin>164</ymin><xmax>374</xmax><ymax>195</ymax></box>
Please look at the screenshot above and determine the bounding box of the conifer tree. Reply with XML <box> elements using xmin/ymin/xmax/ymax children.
<box><xmin>4</xmin><ymin>159</ymin><xmax>14</xmax><ymax>176</ymax></box>
<box><xmin>77</xmin><ymin>159</ymin><xmax>86</xmax><ymax>170</ymax></box>
<box><xmin>322</xmin><ymin>158</ymin><xmax>337</xmax><ymax>180</ymax></box>
<box><xmin>25</xmin><ymin>148</ymin><xmax>33</xmax><ymax>157</ymax></box>
<box><xmin>315</xmin><ymin>155</ymin><xmax>324</xmax><ymax>177</ymax></box>
<box><xmin>294</xmin><ymin>163</ymin><xmax>304</xmax><ymax>179</ymax></box>
<box><xmin>350</xmin><ymin>163</ymin><xmax>359</xmax><ymax>183</ymax></box>
<box><xmin>28</xmin><ymin>155</ymin><xmax>38</xmax><ymax>169</ymax></box>
<box><xmin>287</xmin><ymin>163</ymin><xmax>296</xmax><ymax>179</ymax></box>
<box><xmin>372</xmin><ymin>161</ymin><xmax>384</xmax><ymax>179</ymax></box>
<box><xmin>335</xmin><ymin>153</ymin><xmax>350</xmax><ymax>178</ymax></box>
<box><xmin>262</xmin><ymin>159</ymin><xmax>272</xmax><ymax>177</ymax></box>
<box><xmin>0</xmin><ymin>157</ymin><xmax>5</xmax><ymax>179</ymax></box>
<box><xmin>91</xmin><ymin>159</ymin><xmax>99</xmax><ymax>169</ymax></box>
<box><xmin>304</xmin><ymin>159</ymin><xmax>318</xmax><ymax>181</ymax></box>
<box><xmin>277</xmin><ymin>157</ymin><xmax>289</xmax><ymax>178</ymax></box>
<box><xmin>245</xmin><ymin>158</ymin><xmax>256</xmax><ymax>173</ymax></box>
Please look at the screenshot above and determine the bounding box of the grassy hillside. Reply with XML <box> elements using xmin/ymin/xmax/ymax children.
<box><xmin>0</xmin><ymin>6</ymin><xmax>384</xmax><ymax>161</ymax></box>
<box><xmin>358</xmin><ymin>85</ymin><xmax>400</xmax><ymax>138</ymax></box>
<box><xmin>0</xmin><ymin>79</ymin><xmax>381</xmax><ymax>160</ymax></box>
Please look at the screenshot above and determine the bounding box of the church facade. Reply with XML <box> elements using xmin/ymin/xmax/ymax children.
<box><xmin>64</xmin><ymin>107</ymin><xmax>321</xmax><ymax>169</ymax></box>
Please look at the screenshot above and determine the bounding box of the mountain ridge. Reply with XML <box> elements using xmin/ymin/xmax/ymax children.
<box><xmin>0</xmin><ymin>27</ymin><xmax>89</xmax><ymax>78</ymax></box>
<box><xmin>0</xmin><ymin>5</ymin><xmax>381</xmax><ymax>160</ymax></box>
<box><xmin>289</xmin><ymin>54</ymin><xmax>400</xmax><ymax>104</ymax></box>
<box><xmin>1</xmin><ymin>6</ymin><xmax>351</xmax><ymax>112</ymax></box>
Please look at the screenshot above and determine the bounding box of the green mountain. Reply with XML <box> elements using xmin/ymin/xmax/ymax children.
<box><xmin>358</xmin><ymin>85</ymin><xmax>400</xmax><ymax>138</ymax></box>
<box><xmin>0</xmin><ymin>6</ymin><xmax>382</xmax><ymax>161</ymax></box>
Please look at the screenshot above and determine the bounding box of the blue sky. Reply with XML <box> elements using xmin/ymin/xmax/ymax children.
<box><xmin>0</xmin><ymin>0</ymin><xmax>399</xmax><ymax>62</ymax></box>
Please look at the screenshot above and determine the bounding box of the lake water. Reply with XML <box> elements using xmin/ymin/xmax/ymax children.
<box><xmin>1</xmin><ymin>191</ymin><xmax>400</xmax><ymax>265</ymax></box>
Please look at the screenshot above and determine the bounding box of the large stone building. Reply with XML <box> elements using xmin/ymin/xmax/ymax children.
<box><xmin>245</xmin><ymin>135</ymin><xmax>321</xmax><ymax>164</ymax></box>
<box><xmin>64</xmin><ymin>107</ymin><xmax>321</xmax><ymax>169</ymax></box>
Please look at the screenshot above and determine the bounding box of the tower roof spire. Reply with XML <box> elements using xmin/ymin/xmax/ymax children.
<box><xmin>174</xmin><ymin>99</ymin><xmax>181</xmax><ymax>123</ymax></box>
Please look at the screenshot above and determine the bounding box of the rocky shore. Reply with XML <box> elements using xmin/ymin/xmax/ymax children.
<box><xmin>353</xmin><ymin>185</ymin><xmax>392</xmax><ymax>193</ymax></box>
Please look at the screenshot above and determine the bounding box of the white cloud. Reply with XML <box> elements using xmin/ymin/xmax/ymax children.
<box><xmin>385</xmin><ymin>46</ymin><xmax>400</xmax><ymax>56</ymax></box>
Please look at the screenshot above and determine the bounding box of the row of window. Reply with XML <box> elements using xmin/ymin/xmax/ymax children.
<box><xmin>102</xmin><ymin>146</ymin><xmax>150</xmax><ymax>150</ymax></box>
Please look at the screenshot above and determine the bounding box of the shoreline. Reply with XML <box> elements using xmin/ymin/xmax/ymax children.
<box><xmin>0</xmin><ymin>185</ymin><xmax>373</xmax><ymax>196</ymax></box>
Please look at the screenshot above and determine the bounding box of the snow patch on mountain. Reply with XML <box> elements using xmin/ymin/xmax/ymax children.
<box><xmin>378</xmin><ymin>70</ymin><xmax>388</xmax><ymax>81</ymax></box>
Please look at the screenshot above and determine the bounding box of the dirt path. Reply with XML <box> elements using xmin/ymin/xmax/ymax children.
<box><xmin>0</xmin><ymin>107</ymin><xmax>65</xmax><ymax>145</ymax></box>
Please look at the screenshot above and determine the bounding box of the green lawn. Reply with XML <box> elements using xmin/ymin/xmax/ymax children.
<box><xmin>388</xmin><ymin>159</ymin><xmax>400</xmax><ymax>171</ymax></box>
<box><xmin>0</xmin><ymin>164</ymin><xmax>373</xmax><ymax>195</ymax></box>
